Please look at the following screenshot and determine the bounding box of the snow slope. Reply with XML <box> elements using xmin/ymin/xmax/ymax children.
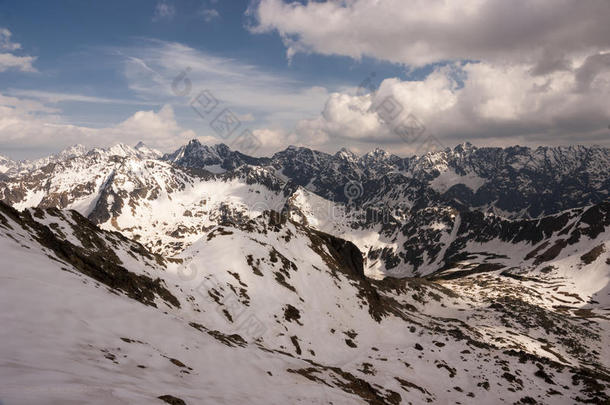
<box><xmin>1</xmin><ymin>203</ymin><xmax>609</xmax><ymax>404</ymax></box>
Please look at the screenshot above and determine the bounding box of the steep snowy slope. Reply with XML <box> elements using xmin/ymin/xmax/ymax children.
<box><xmin>1</xmin><ymin>203</ymin><xmax>609</xmax><ymax>404</ymax></box>
<box><xmin>0</xmin><ymin>204</ymin><xmax>351</xmax><ymax>404</ymax></box>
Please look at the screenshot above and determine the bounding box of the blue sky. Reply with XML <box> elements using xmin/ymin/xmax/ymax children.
<box><xmin>0</xmin><ymin>0</ymin><xmax>408</xmax><ymax>158</ymax></box>
<box><xmin>0</xmin><ymin>0</ymin><xmax>608</xmax><ymax>159</ymax></box>
<box><xmin>2</xmin><ymin>0</ymin><xmax>405</xmax><ymax>90</ymax></box>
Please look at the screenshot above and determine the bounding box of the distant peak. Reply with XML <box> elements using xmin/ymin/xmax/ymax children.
<box><xmin>453</xmin><ymin>142</ymin><xmax>476</xmax><ymax>153</ymax></box>
<box><xmin>284</xmin><ymin>145</ymin><xmax>312</xmax><ymax>153</ymax></box>
<box><xmin>364</xmin><ymin>148</ymin><xmax>390</xmax><ymax>159</ymax></box>
<box><xmin>335</xmin><ymin>147</ymin><xmax>358</xmax><ymax>160</ymax></box>
<box><xmin>214</xmin><ymin>143</ymin><xmax>230</xmax><ymax>151</ymax></box>
<box><xmin>57</xmin><ymin>144</ymin><xmax>88</xmax><ymax>159</ymax></box>
<box><xmin>106</xmin><ymin>143</ymin><xmax>138</xmax><ymax>157</ymax></box>
<box><xmin>60</xmin><ymin>144</ymin><xmax>86</xmax><ymax>153</ymax></box>
<box><xmin>133</xmin><ymin>141</ymin><xmax>162</xmax><ymax>158</ymax></box>
<box><xmin>109</xmin><ymin>142</ymin><xmax>132</xmax><ymax>150</ymax></box>
<box><xmin>186</xmin><ymin>138</ymin><xmax>202</xmax><ymax>148</ymax></box>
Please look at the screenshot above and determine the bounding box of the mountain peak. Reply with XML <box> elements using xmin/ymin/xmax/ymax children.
<box><xmin>57</xmin><ymin>144</ymin><xmax>88</xmax><ymax>159</ymax></box>
<box><xmin>453</xmin><ymin>141</ymin><xmax>475</xmax><ymax>153</ymax></box>
<box><xmin>134</xmin><ymin>141</ymin><xmax>162</xmax><ymax>159</ymax></box>
<box><xmin>0</xmin><ymin>154</ymin><xmax>17</xmax><ymax>174</ymax></box>
<box><xmin>363</xmin><ymin>147</ymin><xmax>390</xmax><ymax>160</ymax></box>
<box><xmin>335</xmin><ymin>147</ymin><xmax>359</xmax><ymax>161</ymax></box>
<box><xmin>213</xmin><ymin>143</ymin><xmax>231</xmax><ymax>156</ymax></box>
<box><xmin>186</xmin><ymin>138</ymin><xmax>202</xmax><ymax>148</ymax></box>
<box><xmin>107</xmin><ymin>143</ymin><xmax>137</xmax><ymax>157</ymax></box>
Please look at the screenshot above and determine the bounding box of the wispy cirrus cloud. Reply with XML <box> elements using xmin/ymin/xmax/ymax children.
<box><xmin>119</xmin><ymin>40</ymin><xmax>331</xmax><ymax>126</ymax></box>
<box><xmin>0</xmin><ymin>37</ymin><xmax>334</xmax><ymax>158</ymax></box>
<box><xmin>5</xmin><ymin>89</ymin><xmax>159</xmax><ymax>106</ymax></box>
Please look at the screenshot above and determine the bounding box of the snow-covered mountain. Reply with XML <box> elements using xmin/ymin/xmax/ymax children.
<box><xmin>2</xmin><ymin>201</ymin><xmax>609</xmax><ymax>404</ymax></box>
<box><xmin>0</xmin><ymin>154</ymin><xmax>17</xmax><ymax>174</ymax></box>
<box><xmin>163</xmin><ymin>139</ymin><xmax>268</xmax><ymax>173</ymax></box>
<box><xmin>0</xmin><ymin>144</ymin><xmax>89</xmax><ymax>176</ymax></box>
<box><xmin>4</xmin><ymin>140</ymin><xmax>608</xmax><ymax>274</ymax></box>
<box><xmin>1</xmin><ymin>140</ymin><xmax>609</xmax><ymax>403</ymax></box>
<box><xmin>163</xmin><ymin>141</ymin><xmax>610</xmax><ymax>217</ymax></box>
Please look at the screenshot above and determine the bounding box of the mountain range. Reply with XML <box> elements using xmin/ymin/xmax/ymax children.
<box><xmin>1</xmin><ymin>140</ymin><xmax>609</xmax><ymax>404</ymax></box>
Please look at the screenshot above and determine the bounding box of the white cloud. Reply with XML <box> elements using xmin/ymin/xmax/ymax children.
<box><xmin>0</xmin><ymin>92</ymin><xmax>195</xmax><ymax>155</ymax></box>
<box><xmin>246</xmin><ymin>0</ymin><xmax>610</xmax><ymax>152</ymax></box>
<box><xmin>201</xmin><ymin>8</ymin><xmax>220</xmax><ymax>22</ymax></box>
<box><xmin>0</xmin><ymin>28</ymin><xmax>36</xmax><ymax>72</ymax></box>
<box><xmin>153</xmin><ymin>1</ymin><xmax>175</xmax><ymax>21</ymax></box>
<box><xmin>110</xmin><ymin>104</ymin><xmax>196</xmax><ymax>148</ymax></box>
<box><xmin>251</xmin><ymin>0</ymin><xmax>610</xmax><ymax>68</ymax></box>
<box><xmin>292</xmin><ymin>56</ymin><xmax>610</xmax><ymax>151</ymax></box>
<box><xmin>0</xmin><ymin>28</ymin><xmax>22</xmax><ymax>51</ymax></box>
<box><xmin>0</xmin><ymin>39</ymin><xmax>335</xmax><ymax>158</ymax></box>
<box><xmin>6</xmin><ymin>89</ymin><xmax>158</xmax><ymax>105</ymax></box>
<box><xmin>119</xmin><ymin>40</ymin><xmax>331</xmax><ymax>126</ymax></box>
<box><xmin>252</xmin><ymin>128</ymin><xmax>297</xmax><ymax>150</ymax></box>
<box><xmin>0</xmin><ymin>53</ymin><xmax>36</xmax><ymax>72</ymax></box>
<box><xmin>237</xmin><ymin>113</ymin><xmax>255</xmax><ymax>122</ymax></box>
<box><xmin>0</xmin><ymin>93</ymin><xmax>58</xmax><ymax>114</ymax></box>
<box><xmin>193</xmin><ymin>135</ymin><xmax>221</xmax><ymax>145</ymax></box>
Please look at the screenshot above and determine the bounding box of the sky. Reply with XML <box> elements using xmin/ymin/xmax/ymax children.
<box><xmin>0</xmin><ymin>0</ymin><xmax>609</xmax><ymax>160</ymax></box>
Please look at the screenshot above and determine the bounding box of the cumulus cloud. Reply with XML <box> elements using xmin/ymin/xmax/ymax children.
<box><xmin>252</xmin><ymin>128</ymin><xmax>297</xmax><ymax>150</ymax></box>
<box><xmin>247</xmin><ymin>0</ymin><xmax>610</xmax><ymax>152</ymax></box>
<box><xmin>0</xmin><ymin>28</ymin><xmax>36</xmax><ymax>72</ymax></box>
<box><xmin>292</xmin><ymin>58</ymin><xmax>610</xmax><ymax>150</ymax></box>
<box><xmin>0</xmin><ymin>39</ymin><xmax>333</xmax><ymax>159</ymax></box>
<box><xmin>251</xmin><ymin>0</ymin><xmax>610</xmax><ymax>67</ymax></box>
<box><xmin>109</xmin><ymin>104</ymin><xmax>196</xmax><ymax>148</ymax></box>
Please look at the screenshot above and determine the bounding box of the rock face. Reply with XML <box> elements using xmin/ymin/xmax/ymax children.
<box><xmin>316</xmin><ymin>231</ymin><xmax>365</xmax><ymax>279</ymax></box>
<box><xmin>163</xmin><ymin>139</ymin><xmax>269</xmax><ymax>171</ymax></box>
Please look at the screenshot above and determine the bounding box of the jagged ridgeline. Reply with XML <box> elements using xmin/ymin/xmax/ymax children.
<box><xmin>1</xmin><ymin>141</ymin><xmax>609</xmax><ymax>404</ymax></box>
